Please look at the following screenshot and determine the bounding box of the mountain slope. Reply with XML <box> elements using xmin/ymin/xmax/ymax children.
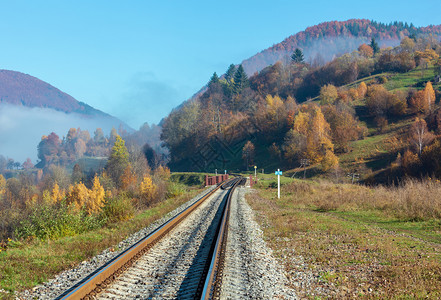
<box><xmin>0</xmin><ymin>70</ymin><xmax>133</xmax><ymax>162</ymax></box>
<box><xmin>161</xmin><ymin>19</ymin><xmax>441</xmax><ymax>178</ymax></box>
<box><xmin>0</xmin><ymin>69</ymin><xmax>128</xmax><ymax>121</ymax></box>
<box><xmin>241</xmin><ymin>19</ymin><xmax>441</xmax><ymax>75</ymax></box>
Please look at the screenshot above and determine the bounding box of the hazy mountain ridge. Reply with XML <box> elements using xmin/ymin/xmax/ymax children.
<box><xmin>0</xmin><ymin>69</ymin><xmax>121</xmax><ymax>119</ymax></box>
<box><xmin>0</xmin><ymin>69</ymin><xmax>133</xmax><ymax>161</ymax></box>
<box><xmin>241</xmin><ymin>19</ymin><xmax>441</xmax><ymax>75</ymax></box>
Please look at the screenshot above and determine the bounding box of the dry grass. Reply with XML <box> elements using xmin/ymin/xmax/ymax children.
<box><xmin>281</xmin><ymin>179</ymin><xmax>441</xmax><ymax>221</ymax></box>
<box><xmin>0</xmin><ymin>188</ymin><xmax>203</xmax><ymax>298</ymax></box>
<box><xmin>248</xmin><ymin>179</ymin><xmax>441</xmax><ymax>299</ymax></box>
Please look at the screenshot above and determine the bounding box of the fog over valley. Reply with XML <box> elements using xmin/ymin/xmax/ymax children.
<box><xmin>0</xmin><ymin>104</ymin><xmax>123</xmax><ymax>163</ymax></box>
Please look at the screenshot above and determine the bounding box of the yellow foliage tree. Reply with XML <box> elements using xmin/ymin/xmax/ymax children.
<box><xmin>348</xmin><ymin>88</ymin><xmax>359</xmax><ymax>101</ymax></box>
<box><xmin>87</xmin><ymin>175</ymin><xmax>105</xmax><ymax>214</ymax></box>
<box><xmin>424</xmin><ymin>81</ymin><xmax>435</xmax><ymax>112</ymax></box>
<box><xmin>155</xmin><ymin>166</ymin><xmax>170</xmax><ymax>180</ymax></box>
<box><xmin>291</xmin><ymin>105</ymin><xmax>338</xmax><ymax>170</ymax></box>
<box><xmin>321</xmin><ymin>150</ymin><xmax>339</xmax><ymax>171</ymax></box>
<box><xmin>66</xmin><ymin>182</ymin><xmax>89</xmax><ymax>212</ymax></box>
<box><xmin>293</xmin><ymin>111</ymin><xmax>310</xmax><ymax>135</ymax></box>
<box><xmin>319</xmin><ymin>84</ymin><xmax>338</xmax><ymax>105</ymax></box>
<box><xmin>415</xmin><ymin>49</ymin><xmax>439</xmax><ymax>62</ymax></box>
<box><xmin>42</xmin><ymin>182</ymin><xmax>65</xmax><ymax>205</ymax></box>
<box><xmin>307</xmin><ymin>106</ymin><xmax>333</xmax><ymax>164</ymax></box>
<box><xmin>265</xmin><ymin>94</ymin><xmax>285</xmax><ymax>128</ymax></box>
<box><xmin>51</xmin><ymin>182</ymin><xmax>64</xmax><ymax>203</ymax></box>
<box><xmin>400</xmin><ymin>37</ymin><xmax>415</xmax><ymax>52</ymax></box>
<box><xmin>139</xmin><ymin>175</ymin><xmax>157</xmax><ymax>204</ymax></box>
<box><xmin>357</xmin><ymin>82</ymin><xmax>367</xmax><ymax>99</ymax></box>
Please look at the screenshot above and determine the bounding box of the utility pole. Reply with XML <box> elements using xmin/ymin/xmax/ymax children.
<box><xmin>300</xmin><ymin>158</ymin><xmax>310</xmax><ymax>179</ymax></box>
<box><xmin>347</xmin><ymin>172</ymin><xmax>360</xmax><ymax>184</ymax></box>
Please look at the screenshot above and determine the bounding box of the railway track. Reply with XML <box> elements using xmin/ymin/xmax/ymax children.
<box><xmin>56</xmin><ymin>177</ymin><xmax>243</xmax><ymax>300</ymax></box>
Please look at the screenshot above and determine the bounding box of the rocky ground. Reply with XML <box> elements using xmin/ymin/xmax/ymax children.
<box><xmin>220</xmin><ymin>186</ymin><xmax>299</xmax><ymax>299</ymax></box>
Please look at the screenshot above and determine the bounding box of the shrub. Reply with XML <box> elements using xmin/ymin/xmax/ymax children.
<box><xmin>166</xmin><ymin>182</ymin><xmax>186</xmax><ymax>198</ymax></box>
<box><xmin>101</xmin><ymin>194</ymin><xmax>135</xmax><ymax>224</ymax></box>
<box><xmin>15</xmin><ymin>203</ymin><xmax>103</xmax><ymax>240</ymax></box>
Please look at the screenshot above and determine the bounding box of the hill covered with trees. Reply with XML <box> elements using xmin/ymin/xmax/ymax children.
<box><xmin>161</xmin><ymin>21</ymin><xmax>441</xmax><ymax>184</ymax></box>
<box><xmin>242</xmin><ymin>19</ymin><xmax>441</xmax><ymax>75</ymax></box>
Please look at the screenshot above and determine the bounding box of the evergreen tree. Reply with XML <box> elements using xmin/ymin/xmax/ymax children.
<box><xmin>370</xmin><ymin>37</ymin><xmax>380</xmax><ymax>54</ymax></box>
<box><xmin>225</xmin><ymin>64</ymin><xmax>236</xmax><ymax>83</ymax></box>
<box><xmin>291</xmin><ymin>48</ymin><xmax>304</xmax><ymax>63</ymax></box>
<box><xmin>233</xmin><ymin>64</ymin><xmax>249</xmax><ymax>94</ymax></box>
<box><xmin>209</xmin><ymin>72</ymin><xmax>219</xmax><ymax>87</ymax></box>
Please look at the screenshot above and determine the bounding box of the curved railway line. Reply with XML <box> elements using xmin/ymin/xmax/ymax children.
<box><xmin>56</xmin><ymin>177</ymin><xmax>244</xmax><ymax>300</ymax></box>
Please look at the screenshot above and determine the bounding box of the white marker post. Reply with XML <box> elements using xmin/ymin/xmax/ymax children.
<box><xmin>275</xmin><ymin>169</ymin><xmax>282</xmax><ymax>199</ymax></box>
<box><xmin>254</xmin><ymin>165</ymin><xmax>257</xmax><ymax>179</ymax></box>
<box><xmin>224</xmin><ymin>170</ymin><xmax>227</xmax><ymax>175</ymax></box>
<box><xmin>215</xmin><ymin>169</ymin><xmax>217</xmax><ymax>176</ymax></box>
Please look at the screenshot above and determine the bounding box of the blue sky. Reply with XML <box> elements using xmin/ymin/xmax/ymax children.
<box><xmin>1</xmin><ymin>0</ymin><xmax>440</xmax><ymax>128</ymax></box>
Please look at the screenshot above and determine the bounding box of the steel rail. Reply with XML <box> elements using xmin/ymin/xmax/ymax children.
<box><xmin>200</xmin><ymin>177</ymin><xmax>244</xmax><ymax>299</ymax></box>
<box><xmin>56</xmin><ymin>179</ymin><xmax>232</xmax><ymax>300</ymax></box>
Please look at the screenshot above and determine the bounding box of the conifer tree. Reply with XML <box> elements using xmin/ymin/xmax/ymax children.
<box><xmin>209</xmin><ymin>72</ymin><xmax>219</xmax><ymax>87</ymax></box>
<box><xmin>233</xmin><ymin>64</ymin><xmax>249</xmax><ymax>94</ymax></box>
<box><xmin>225</xmin><ymin>64</ymin><xmax>236</xmax><ymax>83</ymax></box>
<box><xmin>370</xmin><ymin>37</ymin><xmax>380</xmax><ymax>54</ymax></box>
<box><xmin>291</xmin><ymin>48</ymin><xmax>304</xmax><ymax>63</ymax></box>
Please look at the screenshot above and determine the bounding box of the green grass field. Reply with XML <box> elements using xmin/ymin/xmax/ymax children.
<box><xmin>249</xmin><ymin>177</ymin><xmax>441</xmax><ymax>298</ymax></box>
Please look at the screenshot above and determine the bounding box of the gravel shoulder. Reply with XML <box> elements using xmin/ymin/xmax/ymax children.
<box><xmin>220</xmin><ymin>186</ymin><xmax>298</xmax><ymax>299</ymax></box>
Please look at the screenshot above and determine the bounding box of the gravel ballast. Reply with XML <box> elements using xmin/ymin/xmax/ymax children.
<box><xmin>220</xmin><ymin>186</ymin><xmax>298</xmax><ymax>299</ymax></box>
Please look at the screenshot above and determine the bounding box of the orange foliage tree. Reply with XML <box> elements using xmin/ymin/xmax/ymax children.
<box><xmin>358</xmin><ymin>44</ymin><xmax>373</xmax><ymax>58</ymax></box>
<box><xmin>120</xmin><ymin>165</ymin><xmax>137</xmax><ymax>191</ymax></box>
<box><xmin>409</xmin><ymin>90</ymin><xmax>428</xmax><ymax>114</ymax></box>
